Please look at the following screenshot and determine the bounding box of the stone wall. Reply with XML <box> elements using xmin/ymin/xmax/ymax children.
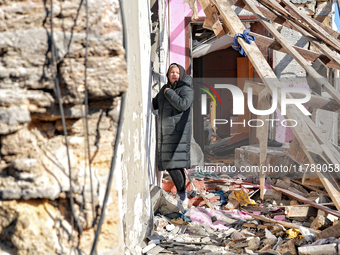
<box><xmin>0</xmin><ymin>0</ymin><xmax>126</xmax><ymax>254</ymax></box>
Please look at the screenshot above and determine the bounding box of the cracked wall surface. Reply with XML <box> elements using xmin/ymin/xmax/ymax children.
<box><xmin>0</xmin><ymin>0</ymin><xmax>126</xmax><ymax>254</ymax></box>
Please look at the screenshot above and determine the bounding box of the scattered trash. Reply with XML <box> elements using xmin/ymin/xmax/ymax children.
<box><xmin>286</xmin><ymin>228</ymin><xmax>300</xmax><ymax>239</ymax></box>
<box><xmin>149</xmin><ymin>171</ymin><xmax>340</xmax><ymax>254</ymax></box>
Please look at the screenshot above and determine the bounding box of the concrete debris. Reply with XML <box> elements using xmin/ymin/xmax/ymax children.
<box><xmin>146</xmin><ymin>170</ymin><xmax>340</xmax><ymax>254</ymax></box>
<box><xmin>310</xmin><ymin>215</ymin><xmax>332</xmax><ymax>230</ymax></box>
<box><xmin>298</xmin><ymin>243</ymin><xmax>337</xmax><ymax>255</ymax></box>
<box><xmin>248</xmin><ymin>236</ymin><xmax>261</xmax><ymax>250</ymax></box>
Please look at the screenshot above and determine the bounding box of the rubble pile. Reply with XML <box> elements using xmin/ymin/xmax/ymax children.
<box><xmin>140</xmin><ymin>171</ymin><xmax>340</xmax><ymax>254</ymax></box>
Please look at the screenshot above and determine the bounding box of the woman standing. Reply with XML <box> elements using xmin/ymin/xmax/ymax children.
<box><xmin>152</xmin><ymin>63</ymin><xmax>194</xmax><ymax>208</ymax></box>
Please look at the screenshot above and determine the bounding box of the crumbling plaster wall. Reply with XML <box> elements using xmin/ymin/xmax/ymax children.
<box><xmin>118</xmin><ymin>0</ymin><xmax>169</xmax><ymax>254</ymax></box>
<box><xmin>0</xmin><ymin>0</ymin><xmax>126</xmax><ymax>254</ymax></box>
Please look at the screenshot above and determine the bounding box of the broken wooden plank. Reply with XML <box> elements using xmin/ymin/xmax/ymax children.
<box><xmin>278</xmin><ymin>202</ymin><xmax>334</xmax><ymax>207</ymax></box>
<box><xmin>280</xmin><ymin>0</ymin><xmax>340</xmax><ymax>53</ymax></box>
<box><xmin>212</xmin><ymin>0</ymin><xmax>340</xmax><ymax>212</ymax></box>
<box><xmin>251</xmin><ymin>32</ymin><xmax>340</xmax><ymax>70</ymax></box>
<box><xmin>243</xmin><ymin>0</ymin><xmax>340</xmax><ymax>106</ymax></box>
<box><xmin>256</xmin><ymin>0</ymin><xmax>340</xmax><ymax>68</ymax></box>
<box><xmin>290</xmin><ymin>93</ymin><xmax>340</xmax><ymax>113</ymax></box>
<box><xmin>256</xmin><ymin>93</ymin><xmax>270</xmax><ymax>200</ymax></box>
<box><xmin>198</xmin><ymin>0</ymin><xmax>226</xmax><ymax>38</ymax></box>
<box><xmin>291</xmin><ymin>179</ymin><xmax>330</xmax><ymax>198</ymax></box>
<box><xmin>229</xmin><ymin>0</ymin><xmax>340</xmax><ymax>42</ymax></box>
<box><xmin>228</xmin><ymin>0</ymin><xmax>295</xmax><ymax>30</ymax></box>
<box><xmin>243</xmin><ymin>0</ymin><xmax>307</xmax><ymax>64</ymax></box>
<box><xmin>260</xmin><ymin>0</ymin><xmax>340</xmax><ymax>53</ymax></box>
<box><xmin>248</xmin><ymin>213</ymin><xmax>321</xmax><ymax>233</ymax></box>
<box><xmin>242</xmin><ymin>223</ymin><xmax>272</xmax><ymax>229</ymax></box>
<box><xmin>245</xmin><ymin>81</ymin><xmax>340</xmax><ymax>112</ymax></box>
<box><xmin>302</xmin><ymin>178</ymin><xmax>324</xmax><ymax>187</ymax></box>
<box><xmin>285</xmin><ymin>205</ymin><xmax>317</xmax><ymax>218</ymax></box>
<box><xmin>271</xmin><ymin>185</ymin><xmax>340</xmax><ymax>218</ymax></box>
<box><xmin>243</xmin><ymin>80</ymin><xmax>271</xmax><ymax>199</ymax></box>
<box><xmin>243</xmin><ymin>0</ymin><xmax>340</xmax><ymax>173</ymax></box>
<box><xmin>288</xmin><ymin>21</ymin><xmax>340</xmax><ymax>72</ymax></box>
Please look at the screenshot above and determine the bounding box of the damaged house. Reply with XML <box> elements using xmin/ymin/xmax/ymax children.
<box><xmin>1</xmin><ymin>0</ymin><xmax>340</xmax><ymax>254</ymax></box>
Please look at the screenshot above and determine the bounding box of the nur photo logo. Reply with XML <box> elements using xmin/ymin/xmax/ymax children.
<box><xmin>199</xmin><ymin>82</ymin><xmax>311</xmax><ymax>128</ymax></box>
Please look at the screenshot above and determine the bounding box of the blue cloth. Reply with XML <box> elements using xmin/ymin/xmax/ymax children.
<box><xmin>213</xmin><ymin>190</ymin><xmax>225</xmax><ymax>205</ymax></box>
<box><xmin>231</xmin><ymin>29</ymin><xmax>256</xmax><ymax>57</ymax></box>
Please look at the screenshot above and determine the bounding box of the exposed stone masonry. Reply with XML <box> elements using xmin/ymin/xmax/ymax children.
<box><xmin>0</xmin><ymin>0</ymin><xmax>126</xmax><ymax>254</ymax></box>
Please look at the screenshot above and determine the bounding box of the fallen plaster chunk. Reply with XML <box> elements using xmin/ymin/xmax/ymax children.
<box><xmin>224</xmin><ymin>228</ymin><xmax>237</xmax><ymax>237</ymax></box>
<box><xmin>146</xmin><ymin>245</ymin><xmax>164</xmax><ymax>255</ymax></box>
<box><xmin>258</xmin><ymin>244</ymin><xmax>271</xmax><ymax>252</ymax></box>
<box><xmin>298</xmin><ymin>243</ymin><xmax>337</xmax><ymax>255</ymax></box>
<box><xmin>275</xmin><ymin>179</ymin><xmax>291</xmax><ymax>189</ymax></box>
<box><xmin>201</xmin><ymin>236</ymin><xmax>211</xmax><ymax>243</ymax></box>
<box><xmin>327</xmin><ymin>214</ymin><xmax>338</xmax><ymax>223</ymax></box>
<box><xmin>263</xmin><ymin>188</ymin><xmax>282</xmax><ymax>200</ymax></box>
<box><xmin>285</xmin><ymin>205</ymin><xmax>317</xmax><ymax>218</ymax></box>
<box><xmin>244</xmin><ymin>248</ymin><xmax>258</xmax><ymax>254</ymax></box>
<box><xmin>166</xmin><ymin>224</ymin><xmax>175</xmax><ymax>232</ymax></box>
<box><xmin>263</xmin><ymin>228</ymin><xmax>277</xmax><ymax>245</ymax></box>
<box><xmin>142</xmin><ymin>243</ymin><xmax>156</xmax><ymax>253</ymax></box>
<box><xmin>150</xmin><ymin>185</ymin><xmax>184</xmax><ymax>214</ymax></box>
<box><xmin>276</xmin><ymin>239</ymin><xmax>297</xmax><ymax>255</ymax></box>
<box><xmin>299</xmin><ymin>226</ymin><xmax>316</xmax><ymax>242</ymax></box>
<box><xmin>247</xmin><ymin>237</ymin><xmax>260</xmax><ymax>250</ymax></box>
<box><xmin>310</xmin><ymin>215</ymin><xmax>332</xmax><ymax>230</ymax></box>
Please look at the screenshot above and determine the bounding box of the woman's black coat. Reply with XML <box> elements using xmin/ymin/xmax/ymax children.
<box><xmin>152</xmin><ymin>64</ymin><xmax>194</xmax><ymax>171</ymax></box>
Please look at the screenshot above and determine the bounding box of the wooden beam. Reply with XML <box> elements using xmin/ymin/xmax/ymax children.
<box><xmin>257</xmin><ymin>94</ymin><xmax>270</xmax><ymax>200</ymax></box>
<box><xmin>278</xmin><ymin>202</ymin><xmax>334</xmax><ymax>207</ymax></box>
<box><xmin>243</xmin><ymin>80</ymin><xmax>265</xmax><ymax>96</ymax></box>
<box><xmin>290</xmin><ymin>93</ymin><xmax>340</xmax><ymax>113</ymax></box>
<box><xmin>285</xmin><ymin>205</ymin><xmax>317</xmax><ymax>218</ymax></box>
<box><xmin>248</xmin><ymin>213</ymin><xmax>321</xmax><ymax>233</ymax></box>
<box><xmin>259</xmin><ymin>0</ymin><xmax>340</xmax><ymax>53</ymax></box>
<box><xmin>251</xmin><ymin>32</ymin><xmax>340</xmax><ymax>70</ymax></box>
<box><xmin>242</xmin><ymin>223</ymin><xmax>272</xmax><ymax>229</ymax></box>
<box><xmin>280</xmin><ymin>0</ymin><xmax>340</xmax><ymax>53</ymax></box>
<box><xmin>243</xmin><ymin>0</ymin><xmax>340</xmax><ymax>108</ymax></box>
<box><xmin>272</xmin><ymin>185</ymin><xmax>340</xmax><ymax>218</ymax></box>
<box><xmin>290</xmin><ymin>179</ymin><xmax>330</xmax><ymax>198</ymax></box>
<box><xmin>228</xmin><ymin>0</ymin><xmax>340</xmax><ymax>42</ymax></box>
<box><xmin>212</xmin><ymin>0</ymin><xmax>340</xmax><ymax>212</ymax></box>
<box><xmin>228</xmin><ymin>0</ymin><xmax>295</xmax><ymax>30</ymax></box>
<box><xmin>243</xmin><ymin>81</ymin><xmax>269</xmax><ymax>199</ymax></box>
<box><xmin>245</xmin><ymin>81</ymin><xmax>340</xmax><ymax>112</ymax></box>
<box><xmin>197</xmin><ymin>0</ymin><xmax>226</xmax><ymax>38</ymax></box>
<box><xmin>242</xmin><ymin>0</ymin><xmax>306</xmax><ymax>64</ymax></box>
<box><xmin>258</xmin><ymin>0</ymin><xmax>340</xmax><ymax>68</ymax></box>
<box><xmin>279</xmin><ymin>0</ymin><xmax>340</xmax><ymax>42</ymax></box>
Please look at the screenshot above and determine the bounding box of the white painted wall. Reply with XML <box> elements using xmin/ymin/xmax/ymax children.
<box><xmin>116</xmin><ymin>0</ymin><xmax>169</xmax><ymax>253</ymax></box>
